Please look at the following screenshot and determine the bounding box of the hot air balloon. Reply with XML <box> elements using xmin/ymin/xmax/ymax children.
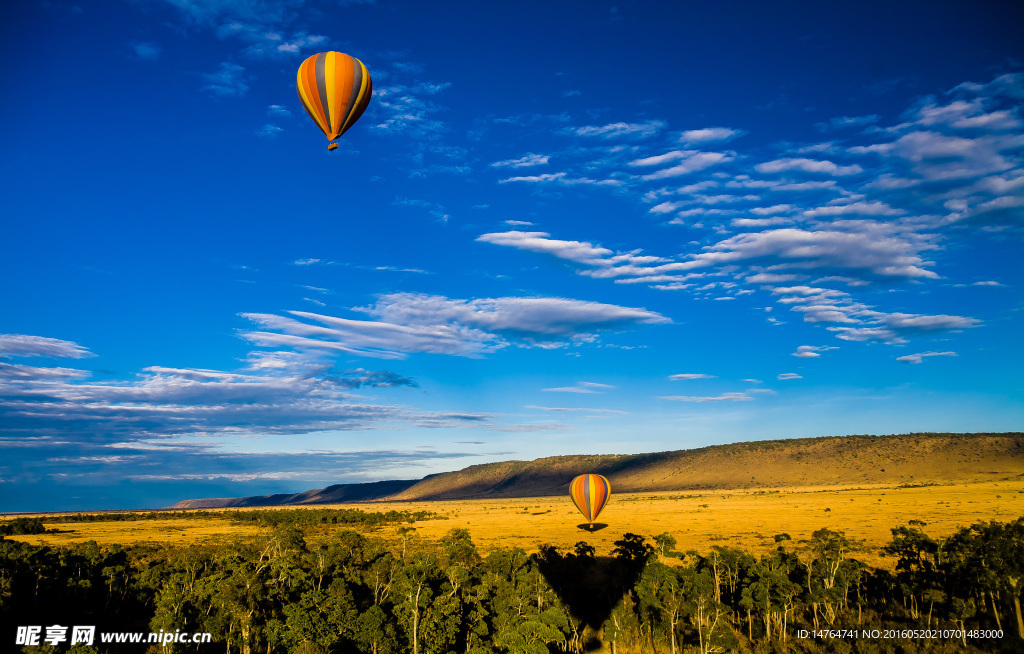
<box><xmin>569</xmin><ymin>474</ymin><xmax>611</xmax><ymax>527</ymax></box>
<box><xmin>296</xmin><ymin>51</ymin><xmax>373</xmax><ymax>151</ymax></box>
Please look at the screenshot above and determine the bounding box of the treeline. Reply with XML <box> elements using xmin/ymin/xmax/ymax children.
<box><xmin>221</xmin><ymin>508</ymin><xmax>437</xmax><ymax>528</ymax></box>
<box><xmin>5</xmin><ymin>507</ymin><xmax>435</xmax><ymax>528</ymax></box>
<box><xmin>1</xmin><ymin>518</ymin><xmax>1021</xmax><ymax>653</ymax></box>
<box><xmin>0</xmin><ymin>518</ymin><xmax>46</xmax><ymax>536</ymax></box>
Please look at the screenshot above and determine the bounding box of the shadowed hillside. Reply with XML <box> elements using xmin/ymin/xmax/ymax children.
<box><xmin>171</xmin><ymin>479</ymin><xmax>418</xmax><ymax>509</ymax></box>
<box><xmin>172</xmin><ymin>432</ymin><xmax>1024</xmax><ymax>508</ymax></box>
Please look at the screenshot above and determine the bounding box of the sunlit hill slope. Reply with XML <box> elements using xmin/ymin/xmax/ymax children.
<box><xmin>172</xmin><ymin>432</ymin><xmax>1023</xmax><ymax>509</ymax></box>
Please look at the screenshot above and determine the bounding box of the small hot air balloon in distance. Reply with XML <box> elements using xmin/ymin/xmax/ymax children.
<box><xmin>569</xmin><ymin>473</ymin><xmax>611</xmax><ymax>528</ymax></box>
<box><xmin>296</xmin><ymin>51</ymin><xmax>373</xmax><ymax>151</ymax></box>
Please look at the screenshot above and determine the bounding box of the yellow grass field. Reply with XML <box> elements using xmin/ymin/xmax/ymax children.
<box><xmin>9</xmin><ymin>480</ymin><xmax>1023</xmax><ymax>568</ymax></box>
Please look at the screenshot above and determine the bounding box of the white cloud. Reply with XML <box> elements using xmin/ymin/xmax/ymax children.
<box><xmin>686</xmin><ymin>228</ymin><xmax>939</xmax><ymax>279</ymax></box>
<box><xmin>777</xmin><ymin>373</ymin><xmax>802</xmax><ymax>380</ymax></box>
<box><xmin>755</xmin><ymin>158</ymin><xmax>863</xmax><ymax>176</ymax></box>
<box><xmin>0</xmin><ymin>362</ymin><xmax>91</xmax><ymax>380</ymax></box>
<box><xmin>477</xmin><ymin>231</ymin><xmax>669</xmax><ymax>272</ymax></box>
<box><xmin>650</xmin><ymin>201</ymin><xmax>688</xmax><ymax>214</ymax></box>
<box><xmin>572</xmin><ymin>120</ymin><xmax>665</xmax><ymax>139</ymax></box>
<box><xmin>896</xmin><ymin>351</ymin><xmax>957</xmax><ymax>364</ymax></box>
<box><xmin>479</xmin><ymin>231</ymin><xmax>620</xmax><ymax>265</ymax></box>
<box><xmin>800</xmin><ymin>201</ymin><xmax>904</xmax><ymax>218</ymax></box>
<box><xmin>952</xmin><ymin>73</ymin><xmax>1024</xmax><ymax>100</ymax></box>
<box><xmin>491</xmin><ymin>153</ymin><xmax>550</xmax><ymax>168</ymax></box>
<box><xmin>498</xmin><ymin>172</ymin><xmax>622</xmax><ymax>186</ymax></box>
<box><xmin>365</xmin><ymin>294</ymin><xmax>668</xmax><ymax>335</ymax></box>
<box><xmin>541</xmin><ymin>381</ymin><xmax>614</xmax><ymax>394</ymax></box>
<box><xmin>669</xmin><ymin>373</ymin><xmax>715</xmax><ymax>380</ymax></box>
<box><xmin>732</xmin><ymin>216</ymin><xmax>794</xmax><ymax>228</ymax></box>
<box><xmin>373</xmin><ymin>266</ymin><xmax>429</xmax><ymax>274</ymax></box>
<box><xmin>750</xmin><ymin>204</ymin><xmax>796</xmax><ymax>215</ymax></box>
<box><xmin>629</xmin><ymin>150</ymin><xmax>693</xmax><ymax>167</ymax></box>
<box><xmin>792</xmin><ymin>345</ymin><xmax>838</xmax><ymax>358</ymax></box>
<box><xmin>639</xmin><ymin>152</ymin><xmax>733</xmax><ymax>180</ymax></box>
<box><xmin>659</xmin><ymin>392</ymin><xmax>753</xmax><ymax>402</ymax></box>
<box><xmin>816</xmin><ymin>115</ymin><xmax>879</xmax><ymax>131</ymax></box>
<box><xmin>770</xmin><ymin>180</ymin><xmax>841</xmax><ymax>191</ymax></box>
<box><xmin>0</xmin><ymin>347</ymin><xmax>493</xmax><ymax>446</ymax></box>
<box><xmin>525</xmin><ymin>405</ymin><xmax>626</xmax><ymax>414</ymax></box>
<box><xmin>243</xmin><ymin>293</ymin><xmax>668</xmax><ymax>359</ymax></box>
<box><xmin>371</xmin><ymin>81</ymin><xmax>451</xmax><ymax>142</ymax></box>
<box><xmin>829</xmin><ymin>312</ymin><xmax>979</xmax><ymax>344</ymax></box>
<box><xmin>850</xmin><ymin>131</ymin><xmax>1015</xmax><ymax>181</ymax></box>
<box><xmin>0</xmin><ymin>334</ymin><xmax>94</xmax><ymax>359</ymax></box>
<box><xmin>877</xmin><ymin>312</ymin><xmax>980</xmax><ymax>332</ymax></box>
<box><xmin>745</xmin><ymin>273</ymin><xmax>802</xmax><ymax>284</ymax></box>
<box><xmin>679</xmin><ymin>127</ymin><xmax>743</xmax><ymax>145</ymax></box>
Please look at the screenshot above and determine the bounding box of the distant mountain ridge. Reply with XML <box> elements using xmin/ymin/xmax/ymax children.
<box><xmin>170</xmin><ymin>432</ymin><xmax>1024</xmax><ymax>509</ymax></box>
<box><xmin>170</xmin><ymin>479</ymin><xmax>419</xmax><ymax>509</ymax></box>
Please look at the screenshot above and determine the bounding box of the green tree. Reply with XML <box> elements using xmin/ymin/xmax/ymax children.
<box><xmin>884</xmin><ymin>523</ymin><xmax>940</xmax><ymax>621</ymax></box>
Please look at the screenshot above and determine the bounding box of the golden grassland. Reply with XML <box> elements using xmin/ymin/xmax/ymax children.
<box><xmin>8</xmin><ymin>480</ymin><xmax>1023</xmax><ymax>568</ymax></box>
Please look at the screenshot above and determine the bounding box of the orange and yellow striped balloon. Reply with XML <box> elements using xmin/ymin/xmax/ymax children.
<box><xmin>569</xmin><ymin>474</ymin><xmax>611</xmax><ymax>525</ymax></box>
<box><xmin>296</xmin><ymin>51</ymin><xmax>373</xmax><ymax>150</ymax></box>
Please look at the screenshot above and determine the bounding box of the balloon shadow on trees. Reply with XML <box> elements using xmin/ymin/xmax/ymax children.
<box><xmin>534</xmin><ymin>535</ymin><xmax>652</xmax><ymax>652</ymax></box>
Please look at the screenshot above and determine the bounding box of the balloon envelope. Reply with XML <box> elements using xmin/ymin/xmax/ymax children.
<box><xmin>296</xmin><ymin>51</ymin><xmax>373</xmax><ymax>147</ymax></box>
<box><xmin>569</xmin><ymin>474</ymin><xmax>611</xmax><ymax>525</ymax></box>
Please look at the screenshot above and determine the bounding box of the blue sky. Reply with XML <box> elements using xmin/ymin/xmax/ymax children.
<box><xmin>1</xmin><ymin>0</ymin><xmax>1022</xmax><ymax>511</ymax></box>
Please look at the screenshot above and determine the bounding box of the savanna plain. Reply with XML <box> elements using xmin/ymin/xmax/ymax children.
<box><xmin>10</xmin><ymin>479</ymin><xmax>1022</xmax><ymax>569</ymax></box>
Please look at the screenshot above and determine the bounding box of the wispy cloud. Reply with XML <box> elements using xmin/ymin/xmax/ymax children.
<box><xmin>201</xmin><ymin>62</ymin><xmax>249</xmax><ymax>97</ymax></box>
<box><xmin>792</xmin><ymin>345</ymin><xmax>838</xmax><ymax>358</ymax></box>
<box><xmin>571</xmin><ymin>120</ymin><xmax>665</xmax><ymax>139</ymax></box>
<box><xmin>0</xmin><ymin>344</ymin><xmax>487</xmax><ymax>445</ymax></box>
<box><xmin>668</xmin><ymin>373</ymin><xmax>715</xmax><ymax>380</ymax></box>
<box><xmin>525</xmin><ymin>405</ymin><xmax>626</xmax><ymax>414</ymax></box>
<box><xmin>243</xmin><ymin>293</ymin><xmax>668</xmax><ymax>359</ymax></box>
<box><xmin>256</xmin><ymin>123</ymin><xmax>283</xmax><ymax>138</ymax></box>
<box><xmin>777</xmin><ymin>373</ymin><xmax>803</xmax><ymax>380</ymax></box>
<box><xmin>393</xmin><ymin>197</ymin><xmax>451</xmax><ymax>222</ymax></box>
<box><xmin>491</xmin><ymin>153</ymin><xmax>550</xmax><ymax>168</ymax></box>
<box><xmin>542</xmin><ymin>381</ymin><xmax>615</xmax><ymax>394</ymax></box>
<box><xmin>816</xmin><ymin>115</ymin><xmax>879</xmax><ymax>131</ymax></box>
<box><xmin>896</xmin><ymin>351</ymin><xmax>958</xmax><ymax>364</ymax></box>
<box><xmin>0</xmin><ymin>334</ymin><xmax>94</xmax><ymax>359</ymax></box>
<box><xmin>678</xmin><ymin>127</ymin><xmax>743</xmax><ymax>144</ymax></box>
<box><xmin>634</xmin><ymin>151</ymin><xmax>734</xmax><ymax>180</ymax></box>
<box><xmin>498</xmin><ymin>172</ymin><xmax>622</xmax><ymax>187</ymax></box>
<box><xmin>659</xmin><ymin>392</ymin><xmax>753</xmax><ymax>402</ymax></box>
<box><xmin>131</xmin><ymin>41</ymin><xmax>161</xmax><ymax>60</ymax></box>
<box><xmin>755</xmin><ymin>158</ymin><xmax>863</xmax><ymax>176</ymax></box>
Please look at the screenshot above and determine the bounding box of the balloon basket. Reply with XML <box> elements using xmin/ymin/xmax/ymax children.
<box><xmin>328</xmin><ymin>142</ymin><xmax>339</xmax><ymax>151</ymax></box>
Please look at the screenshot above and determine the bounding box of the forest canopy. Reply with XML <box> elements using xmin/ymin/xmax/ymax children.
<box><xmin>1</xmin><ymin>513</ymin><xmax>1021</xmax><ymax>653</ymax></box>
